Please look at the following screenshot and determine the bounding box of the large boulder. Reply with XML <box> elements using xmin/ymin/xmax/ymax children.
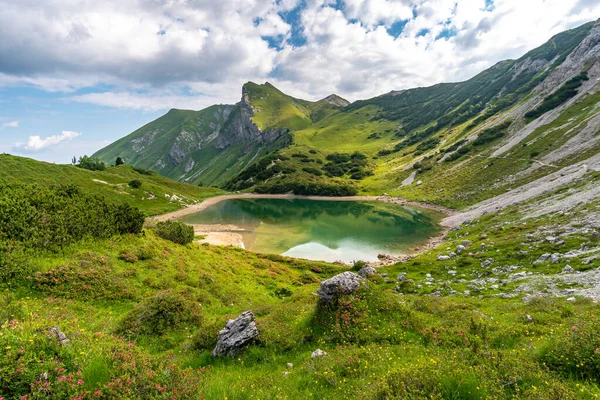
<box><xmin>317</xmin><ymin>272</ymin><xmax>363</xmax><ymax>302</ymax></box>
<box><xmin>212</xmin><ymin>311</ymin><xmax>259</xmax><ymax>357</ymax></box>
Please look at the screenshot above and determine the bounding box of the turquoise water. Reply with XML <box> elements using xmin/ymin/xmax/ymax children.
<box><xmin>182</xmin><ymin>198</ymin><xmax>442</xmax><ymax>263</ymax></box>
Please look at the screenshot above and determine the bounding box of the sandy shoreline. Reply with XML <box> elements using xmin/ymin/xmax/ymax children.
<box><xmin>151</xmin><ymin>193</ymin><xmax>457</xmax><ymax>265</ymax></box>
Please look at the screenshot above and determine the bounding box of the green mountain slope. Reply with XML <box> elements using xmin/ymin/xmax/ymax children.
<box><xmin>0</xmin><ymin>154</ymin><xmax>223</xmax><ymax>215</ymax></box>
<box><xmin>93</xmin><ymin>83</ymin><xmax>347</xmax><ymax>187</ymax></box>
<box><xmin>226</xmin><ymin>20</ymin><xmax>600</xmax><ymax>208</ymax></box>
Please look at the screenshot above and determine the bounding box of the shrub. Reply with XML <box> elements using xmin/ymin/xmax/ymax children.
<box><xmin>539</xmin><ymin>316</ymin><xmax>600</xmax><ymax>382</ymax></box>
<box><xmin>115</xmin><ymin>156</ymin><xmax>124</xmax><ymax>165</ymax></box>
<box><xmin>117</xmin><ymin>290</ymin><xmax>203</xmax><ymax>336</ymax></box>
<box><xmin>155</xmin><ymin>220</ymin><xmax>195</xmax><ymax>245</ymax></box>
<box><xmin>0</xmin><ymin>183</ymin><xmax>145</xmax><ymax>252</ymax></box>
<box><xmin>119</xmin><ymin>250</ymin><xmax>138</xmax><ymax>263</ymax></box>
<box><xmin>128</xmin><ymin>179</ymin><xmax>142</xmax><ymax>188</ymax></box>
<box><xmin>302</xmin><ymin>166</ymin><xmax>323</xmax><ymax>176</ymax></box>
<box><xmin>76</xmin><ymin>155</ymin><xmax>106</xmax><ymax>171</ymax></box>
<box><xmin>132</xmin><ymin>166</ymin><xmax>153</xmax><ymax>175</ymax></box>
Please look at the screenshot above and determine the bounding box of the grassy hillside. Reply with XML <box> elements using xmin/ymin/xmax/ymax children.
<box><xmin>1</xmin><ymin>166</ymin><xmax>600</xmax><ymax>398</ymax></box>
<box><xmin>0</xmin><ymin>154</ymin><xmax>223</xmax><ymax>216</ymax></box>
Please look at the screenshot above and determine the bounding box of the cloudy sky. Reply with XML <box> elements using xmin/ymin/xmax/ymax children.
<box><xmin>1</xmin><ymin>0</ymin><xmax>598</xmax><ymax>163</ymax></box>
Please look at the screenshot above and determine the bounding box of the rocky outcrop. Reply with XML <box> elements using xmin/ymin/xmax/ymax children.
<box><xmin>358</xmin><ymin>266</ymin><xmax>377</xmax><ymax>277</ymax></box>
<box><xmin>217</xmin><ymin>85</ymin><xmax>289</xmax><ymax>150</ymax></box>
<box><xmin>48</xmin><ymin>326</ymin><xmax>70</xmax><ymax>345</ymax></box>
<box><xmin>317</xmin><ymin>272</ymin><xmax>364</xmax><ymax>302</ymax></box>
<box><xmin>212</xmin><ymin>311</ymin><xmax>259</xmax><ymax>357</ymax></box>
<box><xmin>320</xmin><ymin>94</ymin><xmax>350</xmax><ymax>107</ymax></box>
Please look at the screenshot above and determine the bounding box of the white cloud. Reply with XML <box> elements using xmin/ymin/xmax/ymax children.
<box><xmin>0</xmin><ymin>0</ymin><xmax>598</xmax><ymax>109</ymax></box>
<box><xmin>14</xmin><ymin>131</ymin><xmax>82</xmax><ymax>152</ymax></box>
<box><xmin>2</xmin><ymin>120</ymin><xmax>18</xmax><ymax>128</ymax></box>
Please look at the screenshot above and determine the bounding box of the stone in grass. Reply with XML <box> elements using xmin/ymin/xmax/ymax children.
<box><xmin>358</xmin><ymin>266</ymin><xmax>377</xmax><ymax>278</ymax></box>
<box><xmin>311</xmin><ymin>349</ymin><xmax>327</xmax><ymax>358</ymax></box>
<box><xmin>437</xmin><ymin>255</ymin><xmax>451</xmax><ymax>261</ymax></box>
<box><xmin>48</xmin><ymin>326</ymin><xmax>70</xmax><ymax>346</ymax></box>
<box><xmin>456</xmin><ymin>244</ymin><xmax>466</xmax><ymax>253</ymax></box>
<box><xmin>561</xmin><ymin>265</ymin><xmax>576</xmax><ymax>274</ymax></box>
<box><xmin>212</xmin><ymin>311</ymin><xmax>259</xmax><ymax>358</ymax></box>
<box><xmin>317</xmin><ymin>272</ymin><xmax>363</xmax><ymax>303</ymax></box>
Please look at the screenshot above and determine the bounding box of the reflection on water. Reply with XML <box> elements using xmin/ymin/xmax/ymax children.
<box><xmin>182</xmin><ymin>198</ymin><xmax>442</xmax><ymax>263</ymax></box>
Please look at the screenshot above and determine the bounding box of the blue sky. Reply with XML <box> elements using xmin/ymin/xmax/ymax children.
<box><xmin>0</xmin><ymin>0</ymin><xmax>598</xmax><ymax>163</ymax></box>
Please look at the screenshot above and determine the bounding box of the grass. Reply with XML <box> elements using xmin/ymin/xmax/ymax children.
<box><xmin>1</xmin><ymin>173</ymin><xmax>600</xmax><ymax>398</ymax></box>
<box><xmin>0</xmin><ymin>154</ymin><xmax>223</xmax><ymax>215</ymax></box>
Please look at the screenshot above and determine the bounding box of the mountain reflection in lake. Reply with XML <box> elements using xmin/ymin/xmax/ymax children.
<box><xmin>182</xmin><ymin>198</ymin><xmax>442</xmax><ymax>263</ymax></box>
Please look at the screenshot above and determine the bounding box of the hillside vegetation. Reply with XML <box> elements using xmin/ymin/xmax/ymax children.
<box><xmin>1</xmin><ymin>157</ymin><xmax>600</xmax><ymax>399</ymax></box>
<box><xmin>0</xmin><ymin>154</ymin><xmax>223</xmax><ymax>216</ymax></box>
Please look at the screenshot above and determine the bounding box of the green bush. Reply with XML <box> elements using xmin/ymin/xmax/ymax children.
<box><xmin>0</xmin><ymin>183</ymin><xmax>145</xmax><ymax>252</ymax></box>
<box><xmin>76</xmin><ymin>155</ymin><xmax>106</xmax><ymax>171</ymax></box>
<box><xmin>117</xmin><ymin>290</ymin><xmax>203</xmax><ymax>336</ymax></box>
<box><xmin>115</xmin><ymin>156</ymin><xmax>124</xmax><ymax>165</ymax></box>
<box><xmin>155</xmin><ymin>220</ymin><xmax>195</xmax><ymax>245</ymax></box>
<box><xmin>539</xmin><ymin>316</ymin><xmax>600</xmax><ymax>382</ymax></box>
<box><xmin>128</xmin><ymin>179</ymin><xmax>142</xmax><ymax>188</ymax></box>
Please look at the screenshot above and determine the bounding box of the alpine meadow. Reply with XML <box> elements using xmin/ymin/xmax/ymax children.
<box><xmin>1</xmin><ymin>2</ymin><xmax>600</xmax><ymax>399</ymax></box>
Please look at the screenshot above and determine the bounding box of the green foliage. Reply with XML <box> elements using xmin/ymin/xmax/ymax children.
<box><xmin>155</xmin><ymin>220</ymin><xmax>195</xmax><ymax>245</ymax></box>
<box><xmin>132</xmin><ymin>166</ymin><xmax>153</xmax><ymax>176</ymax></box>
<box><xmin>525</xmin><ymin>73</ymin><xmax>589</xmax><ymax>120</ymax></box>
<box><xmin>128</xmin><ymin>179</ymin><xmax>142</xmax><ymax>188</ymax></box>
<box><xmin>77</xmin><ymin>155</ymin><xmax>106</xmax><ymax>171</ymax></box>
<box><xmin>117</xmin><ymin>290</ymin><xmax>203</xmax><ymax>336</ymax></box>
<box><xmin>539</xmin><ymin>315</ymin><xmax>600</xmax><ymax>382</ymax></box>
<box><xmin>115</xmin><ymin>157</ymin><xmax>124</xmax><ymax>166</ymax></box>
<box><xmin>302</xmin><ymin>166</ymin><xmax>323</xmax><ymax>176</ymax></box>
<box><xmin>472</xmin><ymin>120</ymin><xmax>512</xmax><ymax>146</ymax></box>
<box><xmin>0</xmin><ymin>182</ymin><xmax>145</xmax><ymax>251</ymax></box>
<box><xmin>255</xmin><ymin>181</ymin><xmax>357</xmax><ymax>196</ymax></box>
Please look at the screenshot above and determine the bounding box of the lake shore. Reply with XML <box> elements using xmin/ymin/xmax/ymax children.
<box><xmin>151</xmin><ymin>193</ymin><xmax>457</xmax><ymax>264</ymax></box>
<box><xmin>152</xmin><ymin>192</ymin><xmax>456</xmax><ymax>221</ymax></box>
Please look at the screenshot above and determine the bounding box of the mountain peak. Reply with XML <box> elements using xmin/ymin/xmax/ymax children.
<box><xmin>320</xmin><ymin>94</ymin><xmax>350</xmax><ymax>107</ymax></box>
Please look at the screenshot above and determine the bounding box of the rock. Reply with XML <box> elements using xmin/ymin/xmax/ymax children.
<box><xmin>311</xmin><ymin>349</ymin><xmax>327</xmax><ymax>358</ymax></box>
<box><xmin>550</xmin><ymin>254</ymin><xmax>560</xmax><ymax>264</ymax></box>
<box><xmin>545</xmin><ymin>236</ymin><xmax>557</xmax><ymax>243</ymax></box>
<box><xmin>317</xmin><ymin>272</ymin><xmax>363</xmax><ymax>302</ymax></box>
<box><xmin>509</xmin><ymin>272</ymin><xmax>528</xmax><ymax>280</ymax></box>
<box><xmin>287</xmin><ymin>363</ymin><xmax>294</xmax><ymax>368</ymax></box>
<box><xmin>437</xmin><ymin>255</ymin><xmax>451</xmax><ymax>261</ymax></box>
<box><xmin>397</xmin><ymin>273</ymin><xmax>408</xmax><ymax>282</ymax></box>
<box><xmin>416</xmin><ymin>180</ymin><xmax>423</xmax><ymax>186</ymax></box>
<box><xmin>480</xmin><ymin>234</ymin><xmax>488</xmax><ymax>239</ymax></box>
<box><xmin>448</xmin><ymin>270</ymin><xmax>457</xmax><ymax>276</ymax></box>
<box><xmin>449</xmin><ymin>252</ymin><xmax>457</xmax><ymax>258</ymax></box>
<box><xmin>212</xmin><ymin>311</ymin><xmax>259</xmax><ymax>357</ymax></box>
<box><xmin>282</xmin><ymin>371</ymin><xmax>289</xmax><ymax>376</ymax></box>
<box><xmin>358</xmin><ymin>266</ymin><xmax>377</xmax><ymax>278</ymax></box>
<box><xmin>463</xmin><ymin>290</ymin><xmax>471</xmax><ymax>296</ymax></box>
<box><xmin>48</xmin><ymin>326</ymin><xmax>70</xmax><ymax>346</ymax></box>
<box><xmin>566</xmin><ymin>297</ymin><xmax>576</xmax><ymax>302</ymax></box>
<box><xmin>534</xmin><ymin>253</ymin><xmax>551</xmax><ymax>263</ymax></box>
<box><xmin>461</xmin><ymin>240</ymin><xmax>472</xmax><ymax>247</ymax></box>
<box><xmin>481</xmin><ymin>259</ymin><xmax>493</xmax><ymax>267</ymax></box>
<box><xmin>380</xmin><ymin>273</ymin><xmax>388</xmax><ymax>277</ymax></box>
<box><xmin>456</xmin><ymin>245</ymin><xmax>466</xmax><ymax>253</ymax></box>
<box><xmin>561</xmin><ymin>265</ymin><xmax>576</xmax><ymax>274</ymax></box>
<box><xmin>525</xmin><ymin>315</ymin><xmax>534</xmax><ymax>323</ymax></box>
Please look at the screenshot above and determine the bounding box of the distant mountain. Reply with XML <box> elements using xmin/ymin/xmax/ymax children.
<box><xmin>94</xmin><ymin>19</ymin><xmax>600</xmax><ymax>209</ymax></box>
<box><xmin>93</xmin><ymin>82</ymin><xmax>347</xmax><ymax>186</ymax></box>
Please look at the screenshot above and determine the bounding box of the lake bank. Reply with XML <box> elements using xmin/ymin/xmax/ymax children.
<box><xmin>151</xmin><ymin>194</ymin><xmax>456</xmax><ymax>265</ymax></box>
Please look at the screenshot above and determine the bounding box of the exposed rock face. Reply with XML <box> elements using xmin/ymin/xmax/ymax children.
<box><xmin>48</xmin><ymin>326</ymin><xmax>70</xmax><ymax>345</ymax></box>
<box><xmin>212</xmin><ymin>311</ymin><xmax>259</xmax><ymax>357</ymax></box>
<box><xmin>217</xmin><ymin>85</ymin><xmax>289</xmax><ymax>150</ymax></box>
<box><xmin>320</xmin><ymin>94</ymin><xmax>350</xmax><ymax>107</ymax></box>
<box><xmin>317</xmin><ymin>272</ymin><xmax>363</xmax><ymax>302</ymax></box>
